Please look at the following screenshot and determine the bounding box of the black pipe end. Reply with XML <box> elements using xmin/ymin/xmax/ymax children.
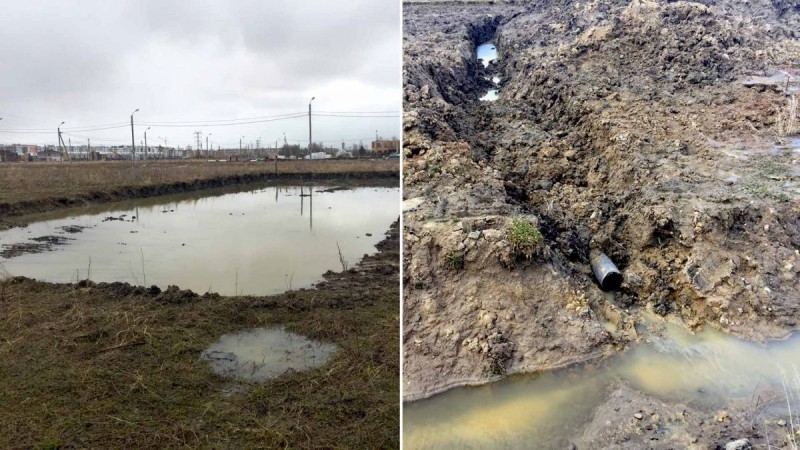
<box><xmin>601</xmin><ymin>272</ymin><xmax>623</xmax><ymax>291</ymax></box>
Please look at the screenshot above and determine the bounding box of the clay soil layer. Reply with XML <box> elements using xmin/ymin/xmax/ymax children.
<box><xmin>403</xmin><ymin>0</ymin><xmax>799</xmax><ymax>447</ymax></box>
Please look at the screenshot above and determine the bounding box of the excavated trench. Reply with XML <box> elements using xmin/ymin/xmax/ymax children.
<box><xmin>443</xmin><ymin>19</ymin><xmax>613</xmax><ymax>292</ymax></box>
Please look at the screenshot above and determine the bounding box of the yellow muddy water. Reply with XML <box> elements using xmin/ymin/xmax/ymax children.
<box><xmin>404</xmin><ymin>318</ymin><xmax>800</xmax><ymax>449</ymax></box>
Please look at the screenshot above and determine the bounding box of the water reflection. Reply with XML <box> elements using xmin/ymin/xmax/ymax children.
<box><xmin>201</xmin><ymin>326</ymin><xmax>338</xmax><ymax>381</ymax></box>
<box><xmin>0</xmin><ymin>185</ymin><xmax>398</xmax><ymax>295</ymax></box>
<box><xmin>477</xmin><ymin>41</ymin><xmax>500</xmax><ymax>102</ymax></box>
<box><xmin>476</xmin><ymin>42</ymin><xmax>497</xmax><ymax>68</ymax></box>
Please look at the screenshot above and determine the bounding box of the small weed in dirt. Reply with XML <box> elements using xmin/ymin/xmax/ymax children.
<box><xmin>744</xmin><ymin>181</ymin><xmax>770</xmax><ymax>196</ymax></box>
<box><xmin>507</xmin><ymin>219</ymin><xmax>543</xmax><ymax>259</ymax></box>
<box><xmin>445</xmin><ymin>252</ymin><xmax>464</xmax><ymax>270</ymax></box>
<box><xmin>758</xmin><ymin>158</ymin><xmax>790</xmax><ymax>177</ymax></box>
<box><xmin>427</xmin><ymin>164</ymin><xmax>442</xmax><ymax>178</ymax></box>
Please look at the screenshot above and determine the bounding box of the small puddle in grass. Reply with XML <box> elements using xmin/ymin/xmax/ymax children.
<box><xmin>201</xmin><ymin>327</ymin><xmax>338</xmax><ymax>381</ymax></box>
<box><xmin>403</xmin><ymin>317</ymin><xmax>800</xmax><ymax>449</ymax></box>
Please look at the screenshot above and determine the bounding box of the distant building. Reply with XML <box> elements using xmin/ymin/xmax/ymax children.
<box><xmin>371</xmin><ymin>139</ymin><xmax>399</xmax><ymax>156</ymax></box>
<box><xmin>306</xmin><ymin>152</ymin><xmax>331</xmax><ymax>160</ymax></box>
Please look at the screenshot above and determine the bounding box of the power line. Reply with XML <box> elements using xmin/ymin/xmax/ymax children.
<box><xmin>141</xmin><ymin>114</ymin><xmax>308</xmax><ymax>128</ymax></box>
<box><xmin>314</xmin><ymin>110</ymin><xmax>400</xmax><ymax>114</ymax></box>
<box><xmin>62</xmin><ymin>133</ymin><xmax>129</xmax><ymax>142</ymax></box>
<box><xmin>0</xmin><ymin>110</ymin><xmax>397</xmax><ymax>133</ymax></box>
<box><xmin>312</xmin><ymin>113</ymin><xmax>400</xmax><ymax>118</ymax></box>
<box><xmin>138</xmin><ymin>111</ymin><xmax>306</xmax><ymax>125</ymax></box>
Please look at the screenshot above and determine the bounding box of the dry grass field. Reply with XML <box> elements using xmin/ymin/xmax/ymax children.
<box><xmin>0</xmin><ymin>159</ymin><xmax>397</xmax><ymax>205</ymax></box>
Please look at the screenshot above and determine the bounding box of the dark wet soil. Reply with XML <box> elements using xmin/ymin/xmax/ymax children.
<box><xmin>1</xmin><ymin>235</ymin><xmax>74</xmax><ymax>258</ymax></box>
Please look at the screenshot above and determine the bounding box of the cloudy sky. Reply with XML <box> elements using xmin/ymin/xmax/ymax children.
<box><xmin>0</xmin><ymin>0</ymin><xmax>400</xmax><ymax>150</ymax></box>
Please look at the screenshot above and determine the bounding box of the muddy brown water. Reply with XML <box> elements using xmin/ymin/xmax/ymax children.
<box><xmin>403</xmin><ymin>317</ymin><xmax>800</xmax><ymax>449</ymax></box>
<box><xmin>0</xmin><ymin>185</ymin><xmax>398</xmax><ymax>295</ymax></box>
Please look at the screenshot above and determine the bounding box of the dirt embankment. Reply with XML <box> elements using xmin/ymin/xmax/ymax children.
<box><xmin>402</xmin><ymin>0</ymin><xmax>800</xmax><ymax>408</ymax></box>
<box><xmin>0</xmin><ymin>160</ymin><xmax>398</xmax><ymax>228</ymax></box>
<box><xmin>0</xmin><ymin>219</ymin><xmax>400</xmax><ymax>449</ymax></box>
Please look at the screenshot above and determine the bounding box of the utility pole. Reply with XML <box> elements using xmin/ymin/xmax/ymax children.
<box><xmin>144</xmin><ymin>127</ymin><xmax>150</xmax><ymax>160</ymax></box>
<box><xmin>193</xmin><ymin>131</ymin><xmax>202</xmax><ymax>156</ymax></box>
<box><xmin>239</xmin><ymin>135</ymin><xmax>244</xmax><ymax>154</ymax></box>
<box><xmin>87</xmin><ymin>138</ymin><xmax>90</xmax><ymax>161</ymax></box>
<box><xmin>206</xmin><ymin>133</ymin><xmax>212</xmax><ymax>157</ymax></box>
<box><xmin>159</xmin><ymin>137</ymin><xmax>168</xmax><ymax>159</ymax></box>
<box><xmin>130</xmin><ymin>108</ymin><xmax>139</xmax><ymax>161</ymax></box>
<box><xmin>57</xmin><ymin>121</ymin><xmax>65</xmax><ymax>162</ymax></box>
<box><xmin>308</xmin><ymin>96</ymin><xmax>315</xmax><ymax>158</ymax></box>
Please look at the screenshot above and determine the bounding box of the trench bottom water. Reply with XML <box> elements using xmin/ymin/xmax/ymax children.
<box><xmin>477</xmin><ymin>41</ymin><xmax>499</xmax><ymax>101</ymax></box>
<box><xmin>404</xmin><ymin>314</ymin><xmax>800</xmax><ymax>449</ymax></box>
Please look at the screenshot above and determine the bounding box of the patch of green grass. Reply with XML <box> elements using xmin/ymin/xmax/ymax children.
<box><xmin>427</xmin><ymin>164</ymin><xmax>442</xmax><ymax>178</ymax></box>
<box><xmin>776</xmin><ymin>192</ymin><xmax>791</xmax><ymax>203</ymax></box>
<box><xmin>445</xmin><ymin>252</ymin><xmax>464</xmax><ymax>270</ymax></box>
<box><xmin>758</xmin><ymin>158</ymin><xmax>790</xmax><ymax>177</ymax></box>
<box><xmin>507</xmin><ymin>219</ymin><xmax>543</xmax><ymax>259</ymax></box>
<box><xmin>35</xmin><ymin>440</ymin><xmax>62</xmax><ymax>450</ymax></box>
<box><xmin>744</xmin><ymin>181</ymin><xmax>769</xmax><ymax>196</ymax></box>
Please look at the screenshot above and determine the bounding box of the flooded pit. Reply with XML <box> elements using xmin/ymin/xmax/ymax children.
<box><xmin>201</xmin><ymin>327</ymin><xmax>338</xmax><ymax>381</ymax></box>
<box><xmin>403</xmin><ymin>320</ymin><xmax>800</xmax><ymax>449</ymax></box>
<box><xmin>0</xmin><ymin>185</ymin><xmax>398</xmax><ymax>295</ymax></box>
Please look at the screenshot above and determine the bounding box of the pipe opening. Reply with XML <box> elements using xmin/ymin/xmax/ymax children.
<box><xmin>600</xmin><ymin>271</ymin><xmax>623</xmax><ymax>291</ymax></box>
<box><xmin>590</xmin><ymin>250</ymin><xmax>623</xmax><ymax>291</ymax></box>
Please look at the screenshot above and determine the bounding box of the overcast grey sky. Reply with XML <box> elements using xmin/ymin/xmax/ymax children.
<box><xmin>0</xmin><ymin>0</ymin><xmax>400</xmax><ymax>150</ymax></box>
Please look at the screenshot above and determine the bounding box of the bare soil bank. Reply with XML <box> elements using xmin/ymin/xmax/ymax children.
<box><xmin>0</xmin><ymin>220</ymin><xmax>400</xmax><ymax>449</ymax></box>
<box><xmin>403</xmin><ymin>1</ymin><xmax>799</xmax><ymax>445</ymax></box>
<box><xmin>0</xmin><ymin>160</ymin><xmax>398</xmax><ymax>227</ymax></box>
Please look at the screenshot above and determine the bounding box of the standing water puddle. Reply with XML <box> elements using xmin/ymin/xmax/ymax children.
<box><xmin>477</xmin><ymin>42</ymin><xmax>499</xmax><ymax>102</ymax></box>
<box><xmin>476</xmin><ymin>42</ymin><xmax>497</xmax><ymax>68</ymax></box>
<box><xmin>0</xmin><ymin>185</ymin><xmax>398</xmax><ymax>295</ymax></box>
<box><xmin>201</xmin><ymin>327</ymin><xmax>338</xmax><ymax>381</ymax></box>
<box><xmin>404</xmin><ymin>321</ymin><xmax>800</xmax><ymax>449</ymax></box>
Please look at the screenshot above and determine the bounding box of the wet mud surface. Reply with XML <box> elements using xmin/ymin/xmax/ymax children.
<box><xmin>0</xmin><ymin>225</ymin><xmax>88</xmax><ymax>259</ymax></box>
<box><xmin>0</xmin><ymin>235</ymin><xmax>74</xmax><ymax>258</ymax></box>
<box><xmin>403</xmin><ymin>1</ymin><xmax>799</xmax><ymax>448</ymax></box>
